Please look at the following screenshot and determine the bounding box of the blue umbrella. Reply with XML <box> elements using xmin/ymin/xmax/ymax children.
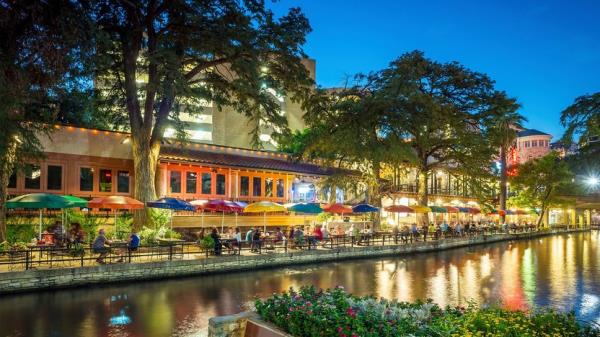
<box><xmin>352</xmin><ymin>204</ymin><xmax>379</xmax><ymax>213</ymax></box>
<box><xmin>147</xmin><ymin>197</ymin><xmax>195</xmax><ymax>229</ymax></box>
<box><xmin>147</xmin><ymin>197</ymin><xmax>195</xmax><ymax>211</ymax></box>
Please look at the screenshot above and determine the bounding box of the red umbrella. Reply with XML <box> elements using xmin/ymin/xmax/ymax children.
<box><xmin>88</xmin><ymin>196</ymin><xmax>144</xmax><ymax>210</ymax></box>
<box><xmin>323</xmin><ymin>203</ymin><xmax>353</xmax><ymax>214</ymax></box>
<box><xmin>190</xmin><ymin>199</ymin><xmax>209</xmax><ymax>210</ymax></box>
<box><xmin>202</xmin><ymin>199</ymin><xmax>244</xmax><ymax>232</ymax></box>
<box><xmin>444</xmin><ymin>206</ymin><xmax>460</xmax><ymax>213</ymax></box>
<box><xmin>468</xmin><ymin>207</ymin><xmax>481</xmax><ymax>215</ymax></box>
<box><xmin>384</xmin><ymin>205</ymin><xmax>414</xmax><ymax>213</ymax></box>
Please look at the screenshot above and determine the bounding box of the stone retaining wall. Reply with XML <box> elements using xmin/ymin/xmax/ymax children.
<box><xmin>0</xmin><ymin>229</ymin><xmax>588</xmax><ymax>295</ymax></box>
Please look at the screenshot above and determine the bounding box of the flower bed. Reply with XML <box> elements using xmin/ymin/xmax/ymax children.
<box><xmin>255</xmin><ymin>286</ymin><xmax>598</xmax><ymax>337</ymax></box>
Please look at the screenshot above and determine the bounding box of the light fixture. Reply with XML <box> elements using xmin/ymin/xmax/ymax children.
<box><xmin>121</xmin><ymin>137</ymin><xmax>130</xmax><ymax>144</ymax></box>
<box><xmin>585</xmin><ymin>176</ymin><xmax>599</xmax><ymax>187</ymax></box>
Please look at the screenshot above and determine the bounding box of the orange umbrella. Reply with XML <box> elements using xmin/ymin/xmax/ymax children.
<box><xmin>88</xmin><ymin>196</ymin><xmax>144</xmax><ymax>209</ymax></box>
<box><xmin>323</xmin><ymin>203</ymin><xmax>352</xmax><ymax>214</ymax></box>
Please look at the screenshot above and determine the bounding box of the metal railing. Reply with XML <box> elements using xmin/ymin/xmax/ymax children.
<box><xmin>0</xmin><ymin>224</ymin><xmax>589</xmax><ymax>273</ymax></box>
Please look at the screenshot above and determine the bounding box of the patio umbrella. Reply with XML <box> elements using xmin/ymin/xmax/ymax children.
<box><xmin>147</xmin><ymin>197</ymin><xmax>195</xmax><ymax>229</ymax></box>
<box><xmin>352</xmin><ymin>204</ymin><xmax>379</xmax><ymax>213</ymax></box>
<box><xmin>458</xmin><ymin>207</ymin><xmax>471</xmax><ymax>213</ymax></box>
<box><xmin>323</xmin><ymin>203</ymin><xmax>352</xmax><ymax>215</ymax></box>
<box><xmin>288</xmin><ymin>203</ymin><xmax>323</xmax><ymax>228</ymax></box>
<box><xmin>202</xmin><ymin>199</ymin><xmax>244</xmax><ymax>232</ymax></box>
<box><xmin>444</xmin><ymin>206</ymin><xmax>459</xmax><ymax>213</ymax></box>
<box><xmin>244</xmin><ymin>201</ymin><xmax>287</xmax><ymax>232</ymax></box>
<box><xmin>468</xmin><ymin>207</ymin><xmax>481</xmax><ymax>215</ymax></box>
<box><xmin>384</xmin><ymin>205</ymin><xmax>414</xmax><ymax>227</ymax></box>
<box><xmin>6</xmin><ymin>193</ymin><xmax>75</xmax><ymax>240</ymax></box>
<box><xmin>411</xmin><ymin>206</ymin><xmax>432</xmax><ymax>213</ymax></box>
<box><xmin>62</xmin><ymin>195</ymin><xmax>89</xmax><ymax>208</ymax></box>
<box><xmin>88</xmin><ymin>196</ymin><xmax>145</xmax><ymax>234</ymax></box>
<box><xmin>429</xmin><ymin>206</ymin><xmax>447</xmax><ymax>213</ymax></box>
<box><xmin>190</xmin><ymin>199</ymin><xmax>209</xmax><ymax>227</ymax></box>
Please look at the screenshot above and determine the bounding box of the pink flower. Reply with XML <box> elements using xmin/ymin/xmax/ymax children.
<box><xmin>346</xmin><ymin>307</ymin><xmax>356</xmax><ymax>318</ymax></box>
<box><xmin>337</xmin><ymin>327</ymin><xmax>343</xmax><ymax>333</ymax></box>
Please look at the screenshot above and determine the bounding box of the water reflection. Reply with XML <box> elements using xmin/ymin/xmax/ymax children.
<box><xmin>1</xmin><ymin>231</ymin><xmax>599</xmax><ymax>337</ymax></box>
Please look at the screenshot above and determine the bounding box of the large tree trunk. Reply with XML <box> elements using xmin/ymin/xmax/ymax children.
<box><xmin>417</xmin><ymin>170</ymin><xmax>428</xmax><ymax>226</ymax></box>
<box><xmin>0</xmin><ymin>137</ymin><xmax>18</xmax><ymax>242</ymax></box>
<box><xmin>131</xmin><ymin>137</ymin><xmax>160</xmax><ymax>230</ymax></box>
<box><xmin>499</xmin><ymin>145</ymin><xmax>508</xmax><ymax>223</ymax></box>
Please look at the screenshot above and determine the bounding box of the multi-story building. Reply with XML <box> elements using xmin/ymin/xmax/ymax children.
<box><xmin>509</xmin><ymin>128</ymin><xmax>552</xmax><ymax>166</ymax></box>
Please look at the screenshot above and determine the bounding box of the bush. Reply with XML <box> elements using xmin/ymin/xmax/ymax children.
<box><xmin>199</xmin><ymin>235</ymin><xmax>214</xmax><ymax>251</ymax></box>
<box><xmin>138</xmin><ymin>225</ymin><xmax>181</xmax><ymax>245</ymax></box>
<box><xmin>6</xmin><ymin>224</ymin><xmax>36</xmax><ymax>244</ymax></box>
<box><xmin>255</xmin><ymin>286</ymin><xmax>598</xmax><ymax>337</ymax></box>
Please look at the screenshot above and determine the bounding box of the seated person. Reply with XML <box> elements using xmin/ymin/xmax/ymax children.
<box><xmin>92</xmin><ymin>229</ymin><xmax>111</xmax><ymax>264</ymax></box>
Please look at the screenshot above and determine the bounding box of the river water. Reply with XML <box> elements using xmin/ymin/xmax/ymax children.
<box><xmin>1</xmin><ymin>231</ymin><xmax>599</xmax><ymax>337</ymax></box>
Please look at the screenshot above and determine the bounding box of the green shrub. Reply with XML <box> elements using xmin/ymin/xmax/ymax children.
<box><xmin>6</xmin><ymin>224</ymin><xmax>36</xmax><ymax>244</ymax></box>
<box><xmin>199</xmin><ymin>235</ymin><xmax>214</xmax><ymax>250</ymax></box>
<box><xmin>255</xmin><ymin>286</ymin><xmax>599</xmax><ymax>337</ymax></box>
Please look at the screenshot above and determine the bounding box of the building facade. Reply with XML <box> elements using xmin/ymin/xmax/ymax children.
<box><xmin>509</xmin><ymin>128</ymin><xmax>552</xmax><ymax>166</ymax></box>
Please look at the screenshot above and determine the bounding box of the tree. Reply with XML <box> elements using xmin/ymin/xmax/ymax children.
<box><xmin>508</xmin><ymin>152</ymin><xmax>575</xmax><ymax>227</ymax></box>
<box><xmin>379</xmin><ymin>51</ymin><xmax>498</xmax><ymax>214</ymax></box>
<box><xmin>486</xmin><ymin>92</ymin><xmax>524</xmax><ymax>223</ymax></box>
<box><xmin>560</xmin><ymin>92</ymin><xmax>600</xmax><ymax>146</ymax></box>
<box><xmin>91</xmin><ymin>0</ymin><xmax>313</xmax><ymax>227</ymax></box>
<box><xmin>0</xmin><ymin>0</ymin><xmax>93</xmax><ymax>241</ymax></box>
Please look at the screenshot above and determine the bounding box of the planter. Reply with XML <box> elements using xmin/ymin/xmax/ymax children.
<box><xmin>208</xmin><ymin>311</ymin><xmax>292</xmax><ymax>337</ymax></box>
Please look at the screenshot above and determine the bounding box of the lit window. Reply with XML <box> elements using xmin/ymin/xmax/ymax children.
<box><xmin>186</xmin><ymin>172</ymin><xmax>197</xmax><ymax>194</ymax></box>
<box><xmin>253</xmin><ymin>177</ymin><xmax>261</xmax><ymax>197</ymax></box>
<box><xmin>216</xmin><ymin>174</ymin><xmax>226</xmax><ymax>195</ymax></box>
<box><xmin>240</xmin><ymin>176</ymin><xmax>249</xmax><ymax>196</ymax></box>
<box><xmin>265</xmin><ymin>178</ymin><xmax>273</xmax><ymax>197</ymax></box>
<box><xmin>47</xmin><ymin>165</ymin><xmax>62</xmax><ymax>190</ymax></box>
<box><xmin>170</xmin><ymin>171</ymin><xmax>181</xmax><ymax>193</ymax></box>
<box><xmin>277</xmin><ymin>179</ymin><xmax>284</xmax><ymax>198</ymax></box>
<box><xmin>99</xmin><ymin>169</ymin><xmax>112</xmax><ymax>192</ymax></box>
<box><xmin>24</xmin><ymin>164</ymin><xmax>41</xmax><ymax>190</ymax></box>
<box><xmin>80</xmin><ymin>168</ymin><xmax>93</xmax><ymax>191</ymax></box>
<box><xmin>202</xmin><ymin>173</ymin><xmax>211</xmax><ymax>194</ymax></box>
<box><xmin>8</xmin><ymin>171</ymin><xmax>16</xmax><ymax>189</ymax></box>
<box><xmin>532</xmin><ymin>140</ymin><xmax>538</xmax><ymax>147</ymax></box>
<box><xmin>118</xmin><ymin>171</ymin><xmax>130</xmax><ymax>193</ymax></box>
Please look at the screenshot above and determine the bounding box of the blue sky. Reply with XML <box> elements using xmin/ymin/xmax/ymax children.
<box><xmin>269</xmin><ymin>0</ymin><xmax>600</xmax><ymax>139</ymax></box>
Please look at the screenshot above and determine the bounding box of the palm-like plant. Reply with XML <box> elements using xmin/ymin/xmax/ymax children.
<box><xmin>487</xmin><ymin>93</ymin><xmax>525</xmax><ymax>223</ymax></box>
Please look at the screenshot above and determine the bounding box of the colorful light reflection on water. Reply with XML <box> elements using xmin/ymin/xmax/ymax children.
<box><xmin>1</xmin><ymin>231</ymin><xmax>599</xmax><ymax>337</ymax></box>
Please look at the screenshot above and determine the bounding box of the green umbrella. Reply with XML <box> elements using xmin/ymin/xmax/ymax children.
<box><xmin>429</xmin><ymin>206</ymin><xmax>448</xmax><ymax>213</ymax></box>
<box><xmin>287</xmin><ymin>203</ymin><xmax>323</xmax><ymax>214</ymax></box>
<box><xmin>5</xmin><ymin>193</ymin><xmax>75</xmax><ymax>240</ymax></box>
<box><xmin>62</xmin><ymin>195</ymin><xmax>89</xmax><ymax>208</ymax></box>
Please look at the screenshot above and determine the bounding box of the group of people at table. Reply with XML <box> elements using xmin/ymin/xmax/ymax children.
<box><xmin>36</xmin><ymin>222</ymin><xmax>140</xmax><ymax>265</ymax></box>
<box><xmin>200</xmin><ymin>220</ymin><xmax>538</xmax><ymax>255</ymax></box>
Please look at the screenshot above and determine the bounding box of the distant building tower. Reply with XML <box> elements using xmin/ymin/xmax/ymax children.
<box><xmin>510</xmin><ymin>129</ymin><xmax>552</xmax><ymax>165</ymax></box>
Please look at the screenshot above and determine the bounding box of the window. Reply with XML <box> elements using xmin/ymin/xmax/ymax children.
<box><xmin>170</xmin><ymin>171</ymin><xmax>181</xmax><ymax>193</ymax></box>
<box><xmin>8</xmin><ymin>171</ymin><xmax>16</xmax><ymax>189</ymax></box>
<box><xmin>118</xmin><ymin>171</ymin><xmax>130</xmax><ymax>193</ymax></box>
<box><xmin>24</xmin><ymin>164</ymin><xmax>41</xmax><ymax>189</ymax></box>
<box><xmin>216</xmin><ymin>174</ymin><xmax>226</xmax><ymax>195</ymax></box>
<box><xmin>240</xmin><ymin>176</ymin><xmax>249</xmax><ymax>196</ymax></box>
<box><xmin>532</xmin><ymin>140</ymin><xmax>538</xmax><ymax>147</ymax></box>
<box><xmin>525</xmin><ymin>141</ymin><xmax>530</xmax><ymax>148</ymax></box>
<box><xmin>80</xmin><ymin>168</ymin><xmax>93</xmax><ymax>191</ymax></box>
<box><xmin>99</xmin><ymin>169</ymin><xmax>112</xmax><ymax>192</ymax></box>
<box><xmin>202</xmin><ymin>173</ymin><xmax>211</xmax><ymax>194</ymax></box>
<box><xmin>253</xmin><ymin>177</ymin><xmax>261</xmax><ymax>196</ymax></box>
<box><xmin>186</xmin><ymin>172</ymin><xmax>197</xmax><ymax>194</ymax></box>
<box><xmin>277</xmin><ymin>179</ymin><xmax>284</xmax><ymax>198</ymax></box>
<box><xmin>47</xmin><ymin>165</ymin><xmax>62</xmax><ymax>190</ymax></box>
<box><xmin>265</xmin><ymin>178</ymin><xmax>273</xmax><ymax>197</ymax></box>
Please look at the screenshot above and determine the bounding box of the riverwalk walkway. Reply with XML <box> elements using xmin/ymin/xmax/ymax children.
<box><xmin>0</xmin><ymin>226</ymin><xmax>590</xmax><ymax>294</ymax></box>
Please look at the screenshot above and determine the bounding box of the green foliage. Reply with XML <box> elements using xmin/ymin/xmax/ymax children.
<box><xmin>199</xmin><ymin>235</ymin><xmax>215</xmax><ymax>251</ymax></box>
<box><xmin>560</xmin><ymin>92</ymin><xmax>600</xmax><ymax>147</ymax></box>
<box><xmin>66</xmin><ymin>211</ymin><xmax>103</xmax><ymax>244</ymax></box>
<box><xmin>138</xmin><ymin>225</ymin><xmax>181</xmax><ymax>245</ymax></box>
<box><xmin>256</xmin><ymin>286</ymin><xmax>598</xmax><ymax>337</ymax></box>
<box><xmin>5</xmin><ymin>224</ymin><xmax>36</xmax><ymax>244</ymax></box>
<box><xmin>509</xmin><ymin>152</ymin><xmax>576</xmax><ymax>225</ymax></box>
<box><xmin>149</xmin><ymin>209</ymin><xmax>170</xmax><ymax>229</ymax></box>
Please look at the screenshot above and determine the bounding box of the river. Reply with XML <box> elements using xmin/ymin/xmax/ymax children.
<box><xmin>1</xmin><ymin>231</ymin><xmax>599</xmax><ymax>337</ymax></box>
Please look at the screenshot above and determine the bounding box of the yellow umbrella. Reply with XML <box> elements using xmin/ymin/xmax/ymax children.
<box><xmin>244</xmin><ymin>201</ymin><xmax>287</xmax><ymax>232</ymax></box>
<box><xmin>411</xmin><ymin>205</ymin><xmax>432</xmax><ymax>213</ymax></box>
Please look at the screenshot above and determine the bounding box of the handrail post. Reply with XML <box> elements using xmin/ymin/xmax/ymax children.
<box><xmin>25</xmin><ymin>250</ymin><xmax>30</xmax><ymax>270</ymax></box>
<box><xmin>169</xmin><ymin>245</ymin><xmax>173</xmax><ymax>261</ymax></box>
